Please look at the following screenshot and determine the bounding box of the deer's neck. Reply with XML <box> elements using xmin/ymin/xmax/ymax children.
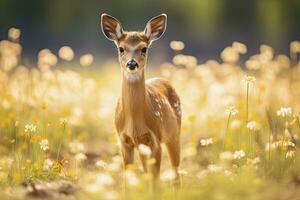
<box><xmin>121</xmin><ymin>70</ymin><xmax>146</xmax><ymax>119</ymax></box>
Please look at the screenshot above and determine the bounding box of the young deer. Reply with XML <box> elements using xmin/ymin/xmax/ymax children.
<box><xmin>101</xmin><ymin>13</ymin><xmax>181</xmax><ymax>180</ymax></box>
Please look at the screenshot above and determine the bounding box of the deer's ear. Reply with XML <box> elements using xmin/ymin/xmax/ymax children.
<box><xmin>144</xmin><ymin>14</ymin><xmax>167</xmax><ymax>43</ymax></box>
<box><xmin>101</xmin><ymin>13</ymin><xmax>123</xmax><ymax>41</ymax></box>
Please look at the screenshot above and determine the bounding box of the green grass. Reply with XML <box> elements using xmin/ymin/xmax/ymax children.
<box><xmin>0</xmin><ymin>35</ymin><xmax>300</xmax><ymax>199</ymax></box>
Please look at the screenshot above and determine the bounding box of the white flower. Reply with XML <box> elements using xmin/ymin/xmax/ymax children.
<box><xmin>247</xmin><ymin>157</ymin><xmax>260</xmax><ymax>165</ymax></box>
<box><xmin>96</xmin><ymin>160</ymin><xmax>107</xmax><ymax>169</ymax></box>
<box><xmin>104</xmin><ymin>191</ymin><xmax>118</xmax><ymax>200</ymax></box>
<box><xmin>170</xmin><ymin>41</ymin><xmax>185</xmax><ymax>51</ymax></box>
<box><xmin>24</xmin><ymin>124</ymin><xmax>37</xmax><ymax>133</ymax></box>
<box><xmin>75</xmin><ymin>153</ymin><xmax>87</xmax><ymax>163</ymax></box>
<box><xmin>43</xmin><ymin>158</ymin><xmax>53</xmax><ymax>170</ymax></box>
<box><xmin>242</xmin><ymin>75</ymin><xmax>256</xmax><ymax>84</ymax></box>
<box><xmin>80</xmin><ymin>54</ymin><xmax>93</xmax><ymax>67</ymax></box>
<box><xmin>230</xmin><ymin>120</ymin><xmax>243</xmax><ymax>129</ymax></box>
<box><xmin>247</xmin><ymin>121</ymin><xmax>260</xmax><ymax>131</ymax></box>
<box><xmin>138</xmin><ymin>144</ymin><xmax>152</xmax><ymax>156</ymax></box>
<box><xmin>207</xmin><ymin>164</ymin><xmax>223</xmax><ymax>173</ymax></box>
<box><xmin>178</xmin><ymin>169</ymin><xmax>188</xmax><ymax>175</ymax></box>
<box><xmin>200</xmin><ymin>138</ymin><xmax>213</xmax><ymax>146</ymax></box>
<box><xmin>95</xmin><ymin>173</ymin><xmax>115</xmax><ymax>186</ymax></box>
<box><xmin>225</xmin><ymin>106</ymin><xmax>239</xmax><ymax>116</ymax></box>
<box><xmin>265</xmin><ymin>142</ymin><xmax>277</xmax><ymax>151</ymax></box>
<box><xmin>58</xmin><ymin>46</ymin><xmax>74</xmax><ymax>61</ymax></box>
<box><xmin>219</xmin><ymin>151</ymin><xmax>234</xmax><ymax>160</ymax></box>
<box><xmin>39</xmin><ymin>139</ymin><xmax>49</xmax><ymax>151</ymax></box>
<box><xmin>125</xmin><ymin>171</ymin><xmax>139</xmax><ymax>186</ymax></box>
<box><xmin>233</xmin><ymin>150</ymin><xmax>246</xmax><ymax>159</ymax></box>
<box><xmin>277</xmin><ymin>107</ymin><xmax>292</xmax><ymax>117</ymax></box>
<box><xmin>161</xmin><ymin>169</ymin><xmax>177</xmax><ymax>181</ymax></box>
<box><xmin>69</xmin><ymin>140</ymin><xmax>85</xmax><ymax>154</ymax></box>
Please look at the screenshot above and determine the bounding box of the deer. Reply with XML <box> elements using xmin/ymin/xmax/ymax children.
<box><xmin>101</xmin><ymin>13</ymin><xmax>181</xmax><ymax>181</ymax></box>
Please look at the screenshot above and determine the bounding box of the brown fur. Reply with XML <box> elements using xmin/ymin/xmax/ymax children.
<box><xmin>101</xmin><ymin>13</ymin><xmax>181</xmax><ymax>179</ymax></box>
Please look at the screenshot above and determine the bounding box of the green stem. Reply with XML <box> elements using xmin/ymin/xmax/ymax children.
<box><xmin>246</xmin><ymin>82</ymin><xmax>249</xmax><ymax>123</ymax></box>
<box><xmin>223</xmin><ymin>113</ymin><xmax>231</xmax><ymax>149</ymax></box>
<box><xmin>56</xmin><ymin>123</ymin><xmax>66</xmax><ymax>161</ymax></box>
<box><xmin>268</xmin><ymin>129</ymin><xmax>271</xmax><ymax>161</ymax></box>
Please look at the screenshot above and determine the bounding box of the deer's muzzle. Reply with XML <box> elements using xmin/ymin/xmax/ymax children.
<box><xmin>126</xmin><ymin>59</ymin><xmax>139</xmax><ymax>71</ymax></box>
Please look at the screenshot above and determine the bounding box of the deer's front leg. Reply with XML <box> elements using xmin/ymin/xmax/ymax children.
<box><xmin>145</xmin><ymin>133</ymin><xmax>161</xmax><ymax>179</ymax></box>
<box><xmin>120</xmin><ymin>135</ymin><xmax>134</xmax><ymax>169</ymax></box>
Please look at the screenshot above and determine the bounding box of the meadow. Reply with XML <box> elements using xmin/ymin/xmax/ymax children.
<box><xmin>0</xmin><ymin>28</ymin><xmax>300</xmax><ymax>199</ymax></box>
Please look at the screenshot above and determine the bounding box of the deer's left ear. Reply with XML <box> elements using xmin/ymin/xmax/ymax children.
<box><xmin>144</xmin><ymin>14</ymin><xmax>167</xmax><ymax>43</ymax></box>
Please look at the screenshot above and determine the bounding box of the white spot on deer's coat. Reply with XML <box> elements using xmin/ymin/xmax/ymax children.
<box><xmin>155</xmin><ymin>111</ymin><xmax>160</xmax><ymax>117</ymax></box>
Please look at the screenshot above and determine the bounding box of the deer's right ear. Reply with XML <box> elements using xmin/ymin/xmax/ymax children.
<box><xmin>101</xmin><ymin>13</ymin><xmax>123</xmax><ymax>41</ymax></box>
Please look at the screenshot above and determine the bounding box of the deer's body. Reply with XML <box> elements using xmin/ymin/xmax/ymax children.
<box><xmin>101</xmin><ymin>13</ymin><xmax>181</xmax><ymax>179</ymax></box>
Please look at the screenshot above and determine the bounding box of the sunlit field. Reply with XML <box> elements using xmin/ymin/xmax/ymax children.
<box><xmin>0</xmin><ymin>28</ymin><xmax>300</xmax><ymax>200</ymax></box>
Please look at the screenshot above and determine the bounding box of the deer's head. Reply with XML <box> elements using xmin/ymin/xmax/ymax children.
<box><xmin>101</xmin><ymin>13</ymin><xmax>167</xmax><ymax>81</ymax></box>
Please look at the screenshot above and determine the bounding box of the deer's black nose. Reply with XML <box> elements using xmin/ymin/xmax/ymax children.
<box><xmin>127</xmin><ymin>59</ymin><xmax>139</xmax><ymax>70</ymax></box>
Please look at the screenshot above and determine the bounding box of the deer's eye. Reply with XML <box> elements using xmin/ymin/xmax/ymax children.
<box><xmin>119</xmin><ymin>47</ymin><xmax>124</xmax><ymax>54</ymax></box>
<box><xmin>141</xmin><ymin>47</ymin><xmax>147</xmax><ymax>54</ymax></box>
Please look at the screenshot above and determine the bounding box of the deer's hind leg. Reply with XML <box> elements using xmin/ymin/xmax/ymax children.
<box><xmin>165</xmin><ymin>131</ymin><xmax>180</xmax><ymax>185</ymax></box>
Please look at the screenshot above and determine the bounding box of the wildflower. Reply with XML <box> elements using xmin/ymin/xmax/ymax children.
<box><xmin>242</xmin><ymin>75</ymin><xmax>256</xmax><ymax>84</ymax></box>
<box><xmin>74</xmin><ymin>153</ymin><xmax>87</xmax><ymax>163</ymax></box>
<box><xmin>104</xmin><ymin>191</ymin><xmax>118</xmax><ymax>200</ymax></box>
<box><xmin>95</xmin><ymin>173</ymin><xmax>115</xmax><ymax>186</ymax></box>
<box><xmin>200</xmin><ymin>138</ymin><xmax>213</xmax><ymax>146</ymax></box>
<box><xmin>265</xmin><ymin>142</ymin><xmax>277</xmax><ymax>151</ymax></box>
<box><xmin>106</xmin><ymin>162</ymin><xmax>121</xmax><ymax>172</ymax></box>
<box><xmin>178</xmin><ymin>169</ymin><xmax>188</xmax><ymax>175</ymax></box>
<box><xmin>160</xmin><ymin>169</ymin><xmax>177</xmax><ymax>181</ymax></box>
<box><xmin>230</xmin><ymin>120</ymin><xmax>243</xmax><ymax>129</ymax></box>
<box><xmin>247</xmin><ymin>157</ymin><xmax>260</xmax><ymax>165</ymax></box>
<box><xmin>277</xmin><ymin>107</ymin><xmax>292</xmax><ymax>117</ymax></box>
<box><xmin>8</xmin><ymin>27</ymin><xmax>21</xmax><ymax>41</ymax></box>
<box><xmin>207</xmin><ymin>164</ymin><xmax>223</xmax><ymax>173</ymax></box>
<box><xmin>196</xmin><ymin>170</ymin><xmax>209</xmax><ymax>179</ymax></box>
<box><xmin>221</xmin><ymin>47</ymin><xmax>239</xmax><ymax>63</ymax></box>
<box><xmin>125</xmin><ymin>171</ymin><xmax>140</xmax><ymax>186</ymax></box>
<box><xmin>219</xmin><ymin>151</ymin><xmax>234</xmax><ymax>161</ymax></box>
<box><xmin>96</xmin><ymin>160</ymin><xmax>108</xmax><ymax>169</ymax></box>
<box><xmin>69</xmin><ymin>140</ymin><xmax>85</xmax><ymax>154</ymax></box>
<box><xmin>24</xmin><ymin>124</ymin><xmax>37</xmax><ymax>133</ymax></box>
<box><xmin>60</xmin><ymin>118</ymin><xmax>68</xmax><ymax>127</ymax></box>
<box><xmin>225</xmin><ymin>106</ymin><xmax>239</xmax><ymax>116</ymax></box>
<box><xmin>43</xmin><ymin>158</ymin><xmax>53</xmax><ymax>171</ymax></box>
<box><xmin>138</xmin><ymin>144</ymin><xmax>152</xmax><ymax>156</ymax></box>
<box><xmin>80</xmin><ymin>54</ymin><xmax>93</xmax><ymax>67</ymax></box>
<box><xmin>39</xmin><ymin>139</ymin><xmax>49</xmax><ymax>151</ymax></box>
<box><xmin>232</xmin><ymin>41</ymin><xmax>247</xmax><ymax>54</ymax></box>
<box><xmin>170</xmin><ymin>41</ymin><xmax>185</xmax><ymax>51</ymax></box>
<box><xmin>233</xmin><ymin>150</ymin><xmax>246</xmax><ymax>159</ymax></box>
<box><xmin>224</xmin><ymin>170</ymin><xmax>232</xmax><ymax>176</ymax></box>
<box><xmin>247</xmin><ymin>121</ymin><xmax>260</xmax><ymax>131</ymax></box>
<box><xmin>38</xmin><ymin>49</ymin><xmax>58</xmax><ymax>69</ymax></box>
<box><xmin>286</xmin><ymin>150</ymin><xmax>296</xmax><ymax>159</ymax></box>
<box><xmin>290</xmin><ymin>41</ymin><xmax>300</xmax><ymax>53</ymax></box>
<box><xmin>58</xmin><ymin>46</ymin><xmax>74</xmax><ymax>61</ymax></box>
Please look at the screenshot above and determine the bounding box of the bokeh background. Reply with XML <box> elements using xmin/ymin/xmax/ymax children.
<box><xmin>0</xmin><ymin>0</ymin><xmax>299</xmax><ymax>65</ymax></box>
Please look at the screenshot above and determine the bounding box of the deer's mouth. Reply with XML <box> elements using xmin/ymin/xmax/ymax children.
<box><xmin>126</xmin><ymin>67</ymin><xmax>138</xmax><ymax>73</ymax></box>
